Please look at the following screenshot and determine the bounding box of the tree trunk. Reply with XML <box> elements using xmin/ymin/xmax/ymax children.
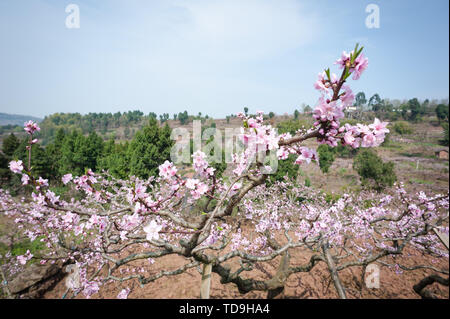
<box><xmin>322</xmin><ymin>243</ymin><xmax>347</xmax><ymax>299</ymax></box>
<box><xmin>200</xmin><ymin>263</ymin><xmax>212</xmax><ymax>299</ymax></box>
<box><xmin>266</xmin><ymin>251</ymin><xmax>290</xmax><ymax>299</ymax></box>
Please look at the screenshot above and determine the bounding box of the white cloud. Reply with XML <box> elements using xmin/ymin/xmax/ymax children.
<box><xmin>169</xmin><ymin>0</ymin><xmax>320</xmax><ymax>60</ymax></box>
<box><xmin>0</xmin><ymin>0</ymin><xmax>323</xmax><ymax>117</ymax></box>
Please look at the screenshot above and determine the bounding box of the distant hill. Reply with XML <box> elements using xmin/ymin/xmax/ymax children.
<box><xmin>0</xmin><ymin>112</ymin><xmax>42</xmax><ymax>126</ymax></box>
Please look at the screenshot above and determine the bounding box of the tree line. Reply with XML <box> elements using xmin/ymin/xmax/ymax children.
<box><xmin>0</xmin><ymin>117</ymin><xmax>173</xmax><ymax>191</ymax></box>
<box><xmin>31</xmin><ymin>110</ymin><xmax>214</xmax><ymax>145</ymax></box>
<box><xmin>350</xmin><ymin>92</ymin><xmax>448</xmax><ymax>123</ymax></box>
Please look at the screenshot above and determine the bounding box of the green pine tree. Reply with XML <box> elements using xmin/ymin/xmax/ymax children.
<box><xmin>126</xmin><ymin>118</ymin><xmax>173</xmax><ymax>179</ymax></box>
<box><xmin>2</xmin><ymin>133</ymin><xmax>20</xmax><ymax>157</ymax></box>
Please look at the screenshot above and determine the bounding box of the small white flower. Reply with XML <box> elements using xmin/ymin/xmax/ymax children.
<box><xmin>143</xmin><ymin>220</ymin><xmax>162</xmax><ymax>241</ymax></box>
<box><xmin>117</xmin><ymin>288</ymin><xmax>131</xmax><ymax>299</ymax></box>
<box><xmin>62</xmin><ymin>173</ymin><xmax>73</xmax><ymax>185</ymax></box>
<box><xmin>9</xmin><ymin>160</ymin><xmax>23</xmax><ymax>174</ymax></box>
<box><xmin>185</xmin><ymin>178</ymin><xmax>199</xmax><ymax>190</ymax></box>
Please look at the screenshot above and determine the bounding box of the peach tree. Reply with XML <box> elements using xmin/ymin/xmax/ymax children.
<box><xmin>1</xmin><ymin>45</ymin><xmax>448</xmax><ymax>299</ymax></box>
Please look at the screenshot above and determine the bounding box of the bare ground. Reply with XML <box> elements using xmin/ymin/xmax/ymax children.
<box><xmin>43</xmin><ymin>241</ymin><xmax>449</xmax><ymax>299</ymax></box>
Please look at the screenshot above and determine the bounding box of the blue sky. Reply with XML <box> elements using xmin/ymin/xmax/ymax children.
<box><xmin>0</xmin><ymin>0</ymin><xmax>448</xmax><ymax>118</ymax></box>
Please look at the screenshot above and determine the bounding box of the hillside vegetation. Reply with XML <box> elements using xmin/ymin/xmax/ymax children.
<box><xmin>0</xmin><ymin>113</ymin><xmax>42</xmax><ymax>126</ymax></box>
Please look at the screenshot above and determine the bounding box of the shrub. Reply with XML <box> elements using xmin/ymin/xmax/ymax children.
<box><xmin>393</xmin><ymin>121</ymin><xmax>413</xmax><ymax>135</ymax></box>
<box><xmin>324</xmin><ymin>192</ymin><xmax>341</xmax><ymax>204</ymax></box>
<box><xmin>385</xmin><ymin>111</ymin><xmax>400</xmax><ymax>122</ymax></box>
<box><xmin>267</xmin><ymin>154</ymin><xmax>299</xmax><ymax>185</ymax></box>
<box><xmin>381</xmin><ymin>132</ymin><xmax>391</xmax><ymax>146</ymax></box>
<box><xmin>277</xmin><ymin>118</ymin><xmax>313</xmax><ymax>135</ymax></box>
<box><xmin>334</xmin><ymin>141</ymin><xmax>359</xmax><ymax>158</ymax></box>
<box><xmin>441</xmin><ymin>122</ymin><xmax>449</xmax><ymax>146</ymax></box>
<box><xmin>435</xmin><ymin>104</ymin><xmax>449</xmax><ymax>123</ymax></box>
<box><xmin>353</xmin><ymin>149</ymin><xmax>397</xmax><ymax>191</ymax></box>
<box><xmin>317</xmin><ymin>144</ymin><xmax>335</xmax><ymax>173</ymax></box>
<box><xmin>304</xmin><ymin>177</ymin><xmax>311</xmax><ymax>187</ymax></box>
